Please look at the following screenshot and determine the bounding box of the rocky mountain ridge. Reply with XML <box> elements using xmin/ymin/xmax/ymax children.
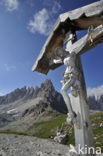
<box><xmin>0</xmin><ymin>80</ymin><xmax>67</xmax><ymax>116</ymax></box>
<box><xmin>0</xmin><ymin>80</ymin><xmax>103</xmax><ymax>114</ymax></box>
<box><xmin>0</xmin><ymin>79</ymin><xmax>103</xmax><ymax>132</ymax></box>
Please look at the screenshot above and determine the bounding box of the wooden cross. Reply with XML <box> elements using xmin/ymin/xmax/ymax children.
<box><xmin>32</xmin><ymin>1</ymin><xmax>103</xmax><ymax>155</ymax></box>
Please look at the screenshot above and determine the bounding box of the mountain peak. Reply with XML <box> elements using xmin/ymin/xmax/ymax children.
<box><xmin>0</xmin><ymin>79</ymin><xmax>68</xmax><ymax>114</ymax></box>
<box><xmin>40</xmin><ymin>79</ymin><xmax>54</xmax><ymax>91</ymax></box>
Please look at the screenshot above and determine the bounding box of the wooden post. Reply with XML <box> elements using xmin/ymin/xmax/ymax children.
<box><xmin>67</xmin><ymin>33</ymin><xmax>95</xmax><ymax>155</ymax></box>
<box><xmin>73</xmin><ymin>56</ymin><xmax>94</xmax><ymax>155</ymax></box>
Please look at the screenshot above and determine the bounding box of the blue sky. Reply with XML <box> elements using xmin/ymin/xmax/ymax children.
<box><xmin>0</xmin><ymin>0</ymin><xmax>103</xmax><ymax>95</ymax></box>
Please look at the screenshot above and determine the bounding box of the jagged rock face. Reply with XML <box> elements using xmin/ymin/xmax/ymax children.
<box><xmin>23</xmin><ymin>80</ymin><xmax>68</xmax><ymax>115</ymax></box>
<box><xmin>0</xmin><ymin>79</ymin><xmax>103</xmax><ymax>118</ymax></box>
<box><xmin>36</xmin><ymin>80</ymin><xmax>67</xmax><ymax>113</ymax></box>
<box><xmin>0</xmin><ymin>80</ymin><xmax>68</xmax><ymax>115</ymax></box>
<box><xmin>99</xmin><ymin>95</ymin><xmax>103</xmax><ymax>110</ymax></box>
<box><xmin>0</xmin><ymin>87</ymin><xmax>27</xmax><ymax>105</ymax></box>
<box><xmin>0</xmin><ymin>113</ymin><xmax>16</xmax><ymax>127</ymax></box>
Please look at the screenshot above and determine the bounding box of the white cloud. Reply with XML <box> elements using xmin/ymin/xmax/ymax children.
<box><xmin>4</xmin><ymin>0</ymin><xmax>19</xmax><ymax>11</ymax></box>
<box><xmin>28</xmin><ymin>8</ymin><xmax>52</xmax><ymax>36</ymax></box>
<box><xmin>52</xmin><ymin>1</ymin><xmax>62</xmax><ymax>14</ymax></box>
<box><xmin>28</xmin><ymin>0</ymin><xmax>62</xmax><ymax>36</ymax></box>
<box><xmin>0</xmin><ymin>92</ymin><xmax>3</xmax><ymax>96</ymax></box>
<box><xmin>87</xmin><ymin>85</ymin><xmax>103</xmax><ymax>100</ymax></box>
<box><xmin>4</xmin><ymin>64</ymin><xmax>16</xmax><ymax>71</ymax></box>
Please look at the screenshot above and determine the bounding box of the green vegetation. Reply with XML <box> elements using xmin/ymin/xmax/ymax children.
<box><xmin>91</xmin><ymin>112</ymin><xmax>103</xmax><ymax>119</ymax></box>
<box><xmin>0</xmin><ymin>129</ymin><xmax>31</xmax><ymax>136</ymax></box>
<box><xmin>0</xmin><ymin>112</ymin><xmax>103</xmax><ymax>151</ymax></box>
<box><xmin>91</xmin><ymin>112</ymin><xmax>103</xmax><ymax>151</ymax></box>
<box><xmin>29</xmin><ymin>113</ymin><xmax>75</xmax><ymax>145</ymax></box>
<box><xmin>31</xmin><ymin>114</ymin><xmax>67</xmax><ymax>138</ymax></box>
<box><xmin>30</xmin><ymin>112</ymin><xmax>103</xmax><ymax>149</ymax></box>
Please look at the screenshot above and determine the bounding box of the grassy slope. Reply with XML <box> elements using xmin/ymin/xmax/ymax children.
<box><xmin>91</xmin><ymin>112</ymin><xmax>103</xmax><ymax>151</ymax></box>
<box><xmin>0</xmin><ymin>112</ymin><xmax>103</xmax><ymax>151</ymax></box>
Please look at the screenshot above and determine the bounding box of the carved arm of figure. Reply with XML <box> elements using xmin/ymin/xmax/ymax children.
<box><xmin>49</xmin><ymin>47</ymin><xmax>67</xmax><ymax>66</ymax></box>
<box><xmin>53</xmin><ymin>57</ymin><xmax>63</xmax><ymax>64</ymax></box>
<box><xmin>88</xmin><ymin>25</ymin><xmax>94</xmax><ymax>46</ymax></box>
<box><xmin>74</xmin><ymin>25</ymin><xmax>94</xmax><ymax>55</ymax></box>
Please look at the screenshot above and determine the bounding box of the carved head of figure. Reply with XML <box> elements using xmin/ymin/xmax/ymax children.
<box><xmin>54</xmin><ymin>47</ymin><xmax>68</xmax><ymax>60</ymax></box>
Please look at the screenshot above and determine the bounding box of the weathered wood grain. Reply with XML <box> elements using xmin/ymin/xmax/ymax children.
<box><xmin>70</xmin><ymin>24</ymin><xmax>103</xmax><ymax>55</ymax></box>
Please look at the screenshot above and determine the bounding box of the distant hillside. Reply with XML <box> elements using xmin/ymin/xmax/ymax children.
<box><xmin>88</xmin><ymin>95</ymin><xmax>103</xmax><ymax>111</ymax></box>
<box><xmin>88</xmin><ymin>86</ymin><xmax>103</xmax><ymax>111</ymax></box>
<box><xmin>0</xmin><ymin>80</ymin><xmax>103</xmax><ymax>134</ymax></box>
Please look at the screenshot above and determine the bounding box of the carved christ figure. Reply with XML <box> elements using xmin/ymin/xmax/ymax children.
<box><xmin>53</xmin><ymin>29</ymin><xmax>92</xmax><ymax>124</ymax></box>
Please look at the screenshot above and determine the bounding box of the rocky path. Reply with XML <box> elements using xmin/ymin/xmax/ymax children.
<box><xmin>0</xmin><ymin>134</ymin><xmax>70</xmax><ymax>156</ymax></box>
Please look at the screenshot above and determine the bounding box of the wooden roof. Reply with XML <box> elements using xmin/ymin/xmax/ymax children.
<box><xmin>32</xmin><ymin>0</ymin><xmax>103</xmax><ymax>74</ymax></box>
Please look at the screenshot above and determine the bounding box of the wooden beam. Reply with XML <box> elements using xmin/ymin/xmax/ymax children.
<box><xmin>69</xmin><ymin>24</ymin><xmax>103</xmax><ymax>55</ymax></box>
<box><xmin>33</xmin><ymin>24</ymin><xmax>103</xmax><ymax>74</ymax></box>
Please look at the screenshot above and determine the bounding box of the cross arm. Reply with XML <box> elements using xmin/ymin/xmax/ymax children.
<box><xmin>32</xmin><ymin>24</ymin><xmax>103</xmax><ymax>75</ymax></box>
<box><xmin>50</xmin><ymin>25</ymin><xmax>103</xmax><ymax>66</ymax></box>
<box><xmin>71</xmin><ymin>24</ymin><xmax>103</xmax><ymax>55</ymax></box>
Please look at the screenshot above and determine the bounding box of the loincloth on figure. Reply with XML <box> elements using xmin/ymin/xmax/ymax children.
<box><xmin>62</xmin><ymin>68</ymin><xmax>78</xmax><ymax>84</ymax></box>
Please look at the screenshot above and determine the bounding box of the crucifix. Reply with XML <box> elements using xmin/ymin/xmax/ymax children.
<box><xmin>32</xmin><ymin>1</ymin><xmax>103</xmax><ymax>155</ymax></box>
